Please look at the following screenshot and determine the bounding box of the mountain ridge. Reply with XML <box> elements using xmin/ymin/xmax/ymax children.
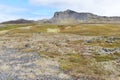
<box><xmin>1</xmin><ymin>19</ymin><xmax>34</xmax><ymax>24</ymax></box>
<box><xmin>1</xmin><ymin>9</ymin><xmax>120</xmax><ymax>24</ymax></box>
<box><xmin>49</xmin><ymin>9</ymin><xmax>120</xmax><ymax>24</ymax></box>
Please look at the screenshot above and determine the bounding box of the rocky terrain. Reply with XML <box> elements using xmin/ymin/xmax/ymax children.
<box><xmin>0</xmin><ymin>23</ymin><xmax>120</xmax><ymax>80</ymax></box>
<box><xmin>50</xmin><ymin>9</ymin><xmax>120</xmax><ymax>24</ymax></box>
<box><xmin>0</xmin><ymin>47</ymin><xmax>72</xmax><ymax>80</ymax></box>
<box><xmin>0</xmin><ymin>9</ymin><xmax>120</xmax><ymax>80</ymax></box>
<box><xmin>49</xmin><ymin>10</ymin><xmax>120</xmax><ymax>24</ymax></box>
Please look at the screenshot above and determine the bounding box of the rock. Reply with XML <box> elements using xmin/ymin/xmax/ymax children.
<box><xmin>49</xmin><ymin>9</ymin><xmax>120</xmax><ymax>24</ymax></box>
<box><xmin>25</xmin><ymin>44</ymin><xmax>30</xmax><ymax>48</ymax></box>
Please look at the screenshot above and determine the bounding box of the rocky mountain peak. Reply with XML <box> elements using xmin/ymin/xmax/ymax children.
<box><xmin>64</xmin><ymin>9</ymin><xmax>76</xmax><ymax>13</ymax></box>
<box><xmin>51</xmin><ymin>9</ymin><xmax>98</xmax><ymax>24</ymax></box>
<box><xmin>50</xmin><ymin>9</ymin><xmax>120</xmax><ymax>24</ymax></box>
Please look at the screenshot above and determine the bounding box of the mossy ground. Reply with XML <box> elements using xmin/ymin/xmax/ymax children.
<box><xmin>0</xmin><ymin>24</ymin><xmax>34</xmax><ymax>31</ymax></box>
<box><xmin>94</xmin><ymin>53</ymin><xmax>120</xmax><ymax>62</ymax></box>
<box><xmin>60</xmin><ymin>24</ymin><xmax>120</xmax><ymax>36</ymax></box>
<box><xmin>1</xmin><ymin>23</ymin><xmax>120</xmax><ymax>79</ymax></box>
<box><xmin>1</xmin><ymin>24</ymin><xmax>120</xmax><ymax>36</ymax></box>
<box><xmin>38</xmin><ymin>51</ymin><xmax>112</xmax><ymax>79</ymax></box>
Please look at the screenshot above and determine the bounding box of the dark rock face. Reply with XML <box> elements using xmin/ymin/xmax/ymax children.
<box><xmin>50</xmin><ymin>9</ymin><xmax>120</xmax><ymax>24</ymax></box>
<box><xmin>52</xmin><ymin>10</ymin><xmax>96</xmax><ymax>21</ymax></box>
<box><xmin>1</xmin><ymin>19</ymin><xmax>34</xmax><ymax>24</ymax></box>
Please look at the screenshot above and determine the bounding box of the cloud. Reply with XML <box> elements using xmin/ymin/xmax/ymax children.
<box><xmin>0</xmin><ymin>4</ymin><xmax>28</xmax><ymax>13</ymax></box>
<box><xmin>0</xmin><ymin>4</ymin><xmax>28</xmax><ymax>22</ymax></box>
<box><xmin>0</xmin><ymin>14</ymin><xmax>21</xmax><ymax>22</ymax></box>
<box><xmin>30</xmin><ymin>0</ymin><xmax>120</xmax><ymax>16</ymax></box>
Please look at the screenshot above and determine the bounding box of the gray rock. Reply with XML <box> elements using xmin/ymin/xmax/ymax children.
<box><xmin>49</xmin><ymin>9</ymin><xmax>120</xmax><ymax>24</ymax></box>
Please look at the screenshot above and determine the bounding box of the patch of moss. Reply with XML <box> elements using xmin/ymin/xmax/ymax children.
<box><xmin>38</xmin><ymin>51</ymin><xmax>62</xmax><ymax>58</ymax></box>
<box><xmin>59</xmin><ymin>54</ymin><xmax>108</xmax><ymax>77</ymax></box>
<box><xmin>29</xmin><ymin>24</ymin><xmax>59</xmax><ymax>33</ymax></box>
<box><xmin>0</xmin><ymin>24</ymin><xmax>33</xmax><ymax>31</ymax></box>
<box><xmin>61</xmin><ymin>24</ymin><xmax>120</xmax><ymax>36</ymax></box>
<box><xmin>38</xmin><ymin>51</ymin><xmax>110</xmax><ymax>78</ymax></box>
<box><xmin>71</xmin><ymin>40</ymin><xmax>84</xmax><ymax>44</ymax></box>
<box><xmin>10</xmin><ymin>24</ymin><xmax>60</xmax><ymax>33</ymax></box>
<box><xmin>94</xmin><ymin>54</ymin><xmax>118</xmax><ymax>62</ymax></box>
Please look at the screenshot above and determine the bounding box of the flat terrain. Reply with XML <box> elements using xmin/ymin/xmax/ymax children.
<box><xmin>0</xmin><ymin>23</ymin><xmax>120</xmax><ymax>80</ymax></box>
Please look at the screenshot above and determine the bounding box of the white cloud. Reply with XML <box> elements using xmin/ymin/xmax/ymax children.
<box><xmin>0</xmin><ymin>4</ymin><xmax>28</xmax><ymax>22</ymax></box>
<box><xmin>0</xmin><ymin>14</ymin><xmax>21</xmax><ymax>22</ymax></box>
<box><xmin>0</xmin><ymin>4</ymin><xmax>28</xmax><ymax>13</ymax></box>
<box><xmin>30</xmin><ymin>0</ymin><xmax>120</xmax><ymax>16</ymax></box>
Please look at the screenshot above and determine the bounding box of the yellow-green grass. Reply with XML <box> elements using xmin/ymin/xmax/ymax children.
<box><xmin>70</xmin><ymin>39</ymin><xmax>120</xmax><ymax>48</ymax></box>
<box><xmin>59</xmin><ymin>54</ymin><xmax>109</xmax><ymax>77</ymax></box>
<box><xmin>30</xmin><ymin>24</ymin><xmax>59</xmax><ymax>33</ymax></box>
<box><xmin>0</xmin><ymin>24</ymin><xmax>34</xmax><ymax>31</ymax></box>
<box><xmin>38</xmin><ymin>51</ymin><xmax>110</xmax><ymax>78</ymax></box>
<box><xmin>94</xmin><ymin>53</ymin><xmax>120</xmax><ymax>62</ymax></box>
<box><xmin>70</xmin><ymin>40</ymin><xmax>84</xmax><ymax>44</ymax></box>
<box><xmin>9</xmin><ymin>24</ymin><xmax>59</xmax><ymax>33</ymax></box>
<box><xmin>38</xmin><ymin>51</ymin><xmax>62</xmax><ymax>58</ymax></box>
<box><xmin>2</xmin><ymin>24</ymin><xmax>120</xmax><ymax>36</ymax></box>
<box><xmin>61</xmin><ymin>24</ymin><xmax>120</xmax><ymax>36</ymax></box>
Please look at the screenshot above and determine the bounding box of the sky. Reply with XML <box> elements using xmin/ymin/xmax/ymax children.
<box><xmin>0</xmin><ymin>0</ymin><xmax>120</xmax><ymax>22</ymax></box>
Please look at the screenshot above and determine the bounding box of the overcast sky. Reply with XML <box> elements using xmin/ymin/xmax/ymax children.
<box><xmin>0</xmin><ymin>0</ymin><xmax>120</xmax><ymax>22</ymax></box>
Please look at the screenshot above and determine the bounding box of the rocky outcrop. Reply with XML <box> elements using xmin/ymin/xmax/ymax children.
<box><xmin>49</xmin><ymin>9</ymin><xmax>120</xmax><ymax>24</ymax></box>
<box><xmin>50</xmin><ymin>9</ymin><xmax>97</xmax><ymax>24</ymax></box>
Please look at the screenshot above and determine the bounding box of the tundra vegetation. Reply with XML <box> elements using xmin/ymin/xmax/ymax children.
<box><xmin>0</xmin><ymin>23</ymin><xmax>120</xmax><ymax>80</ymax></box>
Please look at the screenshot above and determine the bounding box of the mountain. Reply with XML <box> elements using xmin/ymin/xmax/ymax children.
<box><xmin>1</xmin><ymin>19</ymin><xmax>34</xmax><ymax>24</ymax></box>
<box><xmin>49</xmin><ymin>9</ymin><xmax>120</xmax><ymax>24</ymax></box>
<box><xmin>1</xmin><ymin>10</ymin><xmax>120</xmax><ymax>24</ymax></box>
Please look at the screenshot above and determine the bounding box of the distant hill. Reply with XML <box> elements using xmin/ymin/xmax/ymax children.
<box><xmin>1</xmin><ymin>10</ymin><xmax>120</xmax><ymax>24</ymax></box>
<box><xmin>49</xmin><ymin>9</ymin><xmax>120</xmax><ymax>24</ymax></box>
<box><xmin>1</xmin><ymin>19</ymin><xmax>34</xmax><ymax>24</ymax></box>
